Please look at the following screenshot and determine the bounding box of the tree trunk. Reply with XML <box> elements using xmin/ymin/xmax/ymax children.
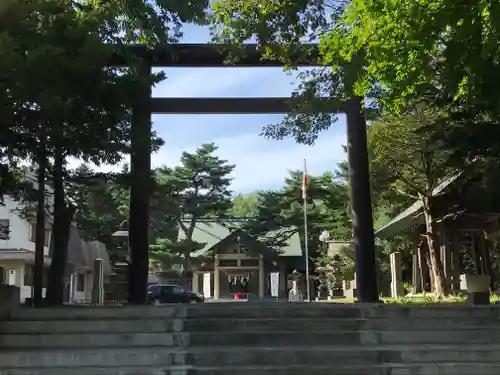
<box><xmin>46</xmin><ymin>144</ymin><xmax>74</xmax><ymax>305</ymax></box>
<box><xmin>422</xmin><ymin>197</ymin><xmax>446</xmax><ymax>296</ymax></box>
<box><xmin>423</xmin><ymin>246</ymin><xmax>435</xmax><ymax>292</ymax></box>
<box><xmin>483</xmin><ymin>236</ymin><xmax>494</xmax><ymax>290</ymax></box>
<box><xmin>417</xmin><ymin>240</ymin><xmax>429</xmax><ymax>292</ymax></box>
<box><xmin>33</xmin><ymin>136</ymin><xmax>47</xmax><ymax>308</ymax></box>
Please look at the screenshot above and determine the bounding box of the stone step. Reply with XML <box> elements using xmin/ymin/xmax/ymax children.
<box><xmin>2</xmin><ymin>346</ymin><xmax>500</xmax><ymax>368</ymax></box>
<box><xmin>0</xmin><ymin>346</ymin><xmax>374</xmax><ymax>368</ymax></box>
<box><xmin>0</xmin><ymin>332</ymin><xmax>190</xmax><ymax>349</ymax></box>
<box><xmin>0</xmin><ymin>319</ymin><xmax>182</xmax><ymax>334</ymax></box>
<box><xmin>2</xmin><ymin>317</ymin><xmax>499</xmax><ymax>334</ymax></box>
<box><xmin>11</xmin><ymin>306</ymin><xmax>184</xmax><ymax>321</ymax></box>
<box><xmin>2</xmin><ymin>363</ymin><xmax>500</xmax><ymax>375</ymax></box>
<box><xmin>183</xmin><ymin>317</ymin><xmax>500</xmax><ymax>332</ymax></box>
<box><xmin>2</xmin><ymin>330</ymin><xmax>500</xmax><ymax>349</ymax></box>
<box><xmin>12</xmin><ymin>304</ymin><xmax>500</xmax><ymax>321</ymax></box>
<box><xmin>188</xmin><ymin>304</ymin><xmax>500</xmax><ymax>319</ymax></box>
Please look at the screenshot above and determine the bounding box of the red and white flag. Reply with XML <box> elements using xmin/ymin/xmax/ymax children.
<box><xmin>302</xmin><ymin>159</ymin><xmax>307</xmax><ymax>200</ymax></box>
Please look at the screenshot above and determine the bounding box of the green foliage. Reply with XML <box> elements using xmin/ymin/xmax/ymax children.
<box><xmin>210</xmin><ymin>0</ymin><xmax>339</xmax><ymax>56</ymax></box>
<box><xmin>368</xmin><ymin>105</ymin><xmax>456</xmax><ymax>201</ymax></box>
<box><xmin>70</xmin><ymin>165</ymin><xmax>129</xmax><ymax>243</ymax></box>
<box><xmin>0</xmin><ymin>0</ymin><xmax>210</xmax><ymax>305</ymax></box>
<box><xmin>382</xmin><ymin>294</ymin><xmax>467</xmax><ymax>305</ymax></box>
<box><xmin>211</xmin><ymin>0</ymin><xmax>500</xmax><ymax>164</ymax></box>
<box><xmin>319</xmin><ymin>0</ymin><xmax>500</xmax><ymax>112</ymax></box>
<box><xmin>229</xmin><ymin>193</ymin><xmax>262</xmax><ymax>217</ymax></box>
<box><xmin>149</xmin><ymin>143</ymin><xmax>235</xmax><ymax>273</ymax></box>
<box><xmin>240</xmin><ymin>170</ymin><xmax>350</xmax><ymax>264</ymax></box>
<box><xmin>80</xmin><ymin>0</ymin><xmax>208</xmax><ymax>45</ymax></box>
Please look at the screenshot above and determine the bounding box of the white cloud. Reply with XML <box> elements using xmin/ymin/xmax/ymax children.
<box><xmin>154</xmin><ymin>130</ymin><xmax>346</xmax><ymax>193</ymax></box>
<box><xmin>67</xmin><ymin>55</ymin><xmax>342</xmax><ymax>193</ymax></box>
<box><xmin>67</xmin><ymin>129</ymin><xmax>346</xmax><ymax>193</ymax></box>
<box><xmin>153</xmin><ymin>68</ymin><xmax>275</xmax><ymax>98</ymax></box>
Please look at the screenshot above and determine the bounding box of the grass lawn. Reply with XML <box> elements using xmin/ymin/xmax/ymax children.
<box><xmin>323</xmin><ymin>293</ymin><xmax>500</xmax><ymax>305</ymax></box>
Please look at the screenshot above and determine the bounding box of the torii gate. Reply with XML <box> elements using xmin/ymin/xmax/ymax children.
<box><xmin>112</xmin><ymin>44</ymin><xmax>379</xmax><ymax>304</ymax></box>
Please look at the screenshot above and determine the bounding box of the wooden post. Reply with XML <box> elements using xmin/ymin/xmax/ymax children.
<box><xmin>213</xmin><ymin>257</ymin><xmax>220</xmax><ymax>299</ymax></box>
<box><xmin>345</xmin><ymin>96</ymin><xmax>378</xmax><ymax>303</ymax></box>
<box><xmin>411</xmin><ymin>253</ymin><xmax>422</xmax><ymax>293</ymax></box>
<box><xmin>440</xmin><ymin>227</ymin><xmax>452</xmax><ymax>293</ymax></box>
<box><xmin>482</xmin><ymin>234</ymin><xmax>494</xmax><ymax>290</ymax></box>
<box><xmin>451</xmin><ymin>233</ymin><xmax>461</xmax><ymax>292</ymax></box>
<box><xmin>128</xmin><ymin>59</ymin><xmax>152</xmax><ymax>304</ymax></box>
<box><xmin>471</xmin><ymin>232</ymin><xmax>482</xmax><ymax>274</ymax></box>
<box><xmin>390</xmin><ymin>252</ymin><xmax>404</xmax><ymax>298</ymax></box>
<box><xmin>91</xmin><ymin>258</ymin><xmax>104</xmax><ymax>306</ymax></box>
<box><xmin>343</xmin><ymin>56</ymin><xmax>378</xmax><ymax>303</ymax></box>
<box><xmin>258</xmin><ymin>255</ymin><xmax>265</xmax><ymax>299</ymax></box>
<box><xmin>417</xmin><ymin>241</ymin><xmax>428</xmax><ymax>292</ymax></box>
<box><xmin>279</xmin><ymin>263</ymin><xmax>286</xmax><ymax>298</ymax></box>
<box><xmin>192</xmin><ymin>271</ymin><xmax>199</xmax><ymax>293</ymax></box>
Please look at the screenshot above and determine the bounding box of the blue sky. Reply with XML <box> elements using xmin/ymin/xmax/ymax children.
<box><xmin>70</xmin><ymin>24</ymin><xmax>347</xmax><ymax>193</ymax></box>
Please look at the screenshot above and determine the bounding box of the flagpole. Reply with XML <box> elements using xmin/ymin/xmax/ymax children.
<box><xmin>303</xmin><ymin>158</ymin><xmax>311</xmax><ymax>302</ymax></box>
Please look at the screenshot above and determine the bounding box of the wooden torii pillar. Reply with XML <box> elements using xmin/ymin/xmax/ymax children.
<box><xmin>127</xmin><ymin>60</ymin><xmax>153</xmax><ymax>304</ymax></box>
<box><xmin>118</xmin><ymin>44</ymin><xmax>379</xmax><ymax>304</ymax></box>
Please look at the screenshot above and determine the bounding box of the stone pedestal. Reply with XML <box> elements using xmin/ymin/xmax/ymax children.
<box><xmin>390</xmin><ymin>252</ymin><xmax>404</xmax><ymax>298</ymax></box>
<box><xmin>460</xmin><ymin>274</ymin><xmax>491</xmax><ymax>305</ymax></box>
<box><xmin>0</xmin><ymin>285</ymin><xmax>20</xmax><ymax>320</ymax></box>
<box><xmin>467</xmin><ymin>292</ymin><xmax>490</xmax><ymax>305</ymax></box>
<box><xmin>343</xmin><ymin>273</ymin><xmax>357</xmax><ymax>299</ymax></box>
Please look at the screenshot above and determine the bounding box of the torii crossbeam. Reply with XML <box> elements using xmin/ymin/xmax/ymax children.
<box><xmin>119</xmin><ymin>44</ymin><xmax>378</xmax><ymax>304</ymax></box>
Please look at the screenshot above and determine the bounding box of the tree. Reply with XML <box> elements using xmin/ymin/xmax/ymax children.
<box><xmin>69</xmin><ymin>163</ymin><xmax>179</xmax><ymax>267</ymax></box>
<box><xmin>0</xmin><ymin>0</ymin><xmax>113</xmax><ymax>305</ymax></box>
<box><xmin>317</xmin><ymin>0</ymin><xmax>500</xmax><ymax>168</ymax></box>
<box><xmin>81</xmin><ymin>0</ymin><xmax>208</xmax><ymax>45</ymax></box>
<box><xmin>318</xmin><ymin>0</ymin><xmax>500</xmax><ymax>112</ymax></box>
<box><xmin>368</xmin><ymin>104</ymin><xmax>457</xmax><ymax>295</ymax></box>
<box><xmin>0</xmin><ymin>0</ymin><xmax>167</xmax><ymax>305</ymax></box>
<box><xmin>69</xmin><ymin>165</ymin><xmax>129</xmax><ymax>245</ymax></box>
<box><xmin>83</xmin><ymin>0</ymin><xmax>211</xmax><ymax>305</ymax></box>
<box><xmin>211</xmin><ymin>1</ymin><xmax>500</xmax><ymax>157</ymax></box>
<box><xmin>149</xmin><ymin>143</ymin><xmax>235</xmax><ymax>273</ymax></box>
<box><xmin>240</xmin><ymin>170</ymin><xmax>348</xmax><ymax>268</ymax></box>
<box><xmin>1</xmin><ymin>0</ymin><xmax>212</xmax><ymax>305</ymax></box>
<box><xmin>229</xmin><ymin>193</ymin><xmax>261</xmax><ymax>217</ymax></box>
<box><xmin>210</xmin><ymin>1</ymin><xmax>347</xmax><ymax>145</ymax></box>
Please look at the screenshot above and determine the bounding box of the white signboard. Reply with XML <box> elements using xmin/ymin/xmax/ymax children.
<box><xmin>270</xmin><ymin>272</ymin><xmax>280</xmax><ymax>298</ymax></box>
<box><xmin>203</xmin><ymin>272</ymin><xmax>211</xmax><ymax>299</ymax></box>
<box><xmin>8</xmin><ymin>270</ymin><xmax>16</xmax><ymax>285</ymax></box>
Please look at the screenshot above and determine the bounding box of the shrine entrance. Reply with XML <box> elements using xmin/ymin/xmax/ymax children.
<box><xmin>183</xmin><ymin>219</ymin><xmax>301</xmax><ymax>300</ymax></box>
<box><xmin>115</xmin><ymin>44</ymin><xmax>379</xmax><ymax>304</ymax></box>
<box><xmin>188</xmin><ymin>222</ymin><xmax>273</xmax><ymax>299</ymax></box>
<box><xmin>226</xmin><ymin>271</ymin><xmax>253</xmax><ymax>295</ymax></box>
<box><xmin>192</xmin><ymin>254</ymin><xmax>265</xmax><ymax>300</ymax></box>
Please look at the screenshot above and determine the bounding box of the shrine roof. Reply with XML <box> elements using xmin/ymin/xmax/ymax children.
<box><xmin>178</xmin><ymin>217</ymin><xmax>302</xmax><ymax>258</ymax></box>
<box><xmin>374</xmin><ymin>173</ymin><xmax>461</xmax><ymax>239</ymax></box>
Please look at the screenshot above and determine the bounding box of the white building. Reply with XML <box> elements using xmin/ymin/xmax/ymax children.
<box><xmin>0</xmin><ymin>195</ymin><xmax>111</xmax><ymax>304</ymax></box>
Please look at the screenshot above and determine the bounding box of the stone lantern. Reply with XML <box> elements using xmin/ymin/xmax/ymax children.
<box><xmin>328</xmin><ymin>254</ymin><xmax>344</xmax><ymax>297</ymax></box>
<box><xmin>315</xmin><ymin>266</ymin><xmax>330</xmax><ymax>300</ymax></box>
<box><xmin>288</xmin><ymin>270</ymin><xmax>303</xmax><ymax>301</ymax></box>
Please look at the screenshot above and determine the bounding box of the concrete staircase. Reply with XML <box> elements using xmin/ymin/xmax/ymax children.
<box><xmin>1</xmin><ymin>304</ymin><xmax>500</xmax><ymax>374</ymax></box>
